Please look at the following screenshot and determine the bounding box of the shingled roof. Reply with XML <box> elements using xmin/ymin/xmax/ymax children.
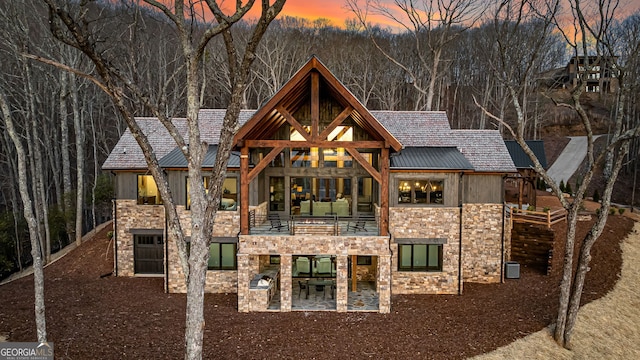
<box><xmin>102</xmin><ymin>118</ymin><xmax>188</xmax><ymax>170</ymax></box>
<box><xmin>102</xmin><ymin>111</ymin><xmax>253</xmax><ymax>170</ymax></box>
<box><xmin>103</xmin><ymin>110</ymin><xmax>516</xmax><ymax>173</ymax></box>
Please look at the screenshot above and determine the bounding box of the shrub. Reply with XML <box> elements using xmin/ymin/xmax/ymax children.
<box><xmin>596</xmin><ymin>208</ymin><xmax>601</xmax><ymax>215</ymax></box>
<box><xmin>565</xmin><ymin>182</ymin><xmax>572</xmax><ymax>195</ymax></box>
<box><xmin>619</xmin><ymin>208</ymin><xmax>625</xmax><ymax>215</ymax></box>
<box><xmin>107</xmin><ymin>230</ymin><xmax>114</xmax><ymax>239</ymax></box>
<box><xmin>593</xmin><ymin>189</ymin><xmax>600</xmax><ymax>203</ymax></box>
<box><xmin>527</xmin><ymin>205</ymin><xmax>536</xmax><ymax>211</ymax></box>
<box><xmin>543</xmin><ymin>207</ymin><xmax>551</xmax><ymax>212</ymax></box>
<box><xmin>610</xmin><ymin>208</ymin><xmax>616</xmax><ymax>215</ymax></box>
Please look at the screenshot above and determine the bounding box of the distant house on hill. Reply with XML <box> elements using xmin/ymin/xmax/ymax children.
<box><xmin>566</xmin><ymin>55</ymin><xmax>619</xmax><ymax>94</ymax></box>
<box><xmin>538</xmin><ymin>55</ymin><xmax>619</xmax><ymax>95</ymax></box>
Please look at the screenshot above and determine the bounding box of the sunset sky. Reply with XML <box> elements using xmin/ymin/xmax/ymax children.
<box><xmin>247</xmin><ymin>0</ymin><xmax>640</xmax><ymax>29</ymax></box>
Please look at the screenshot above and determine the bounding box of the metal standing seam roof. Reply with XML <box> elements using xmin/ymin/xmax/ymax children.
<box><xmin>390</xmin><ymin>147</ymin><xmax>474</xmax><ymax>170</ymax></box>
<box><xmin>504</xmin><ymin>140</ymin><xmax>548</xmax><ymax>169</ymax></box>
<box><xmin>159</xmin><ymin>145</ymin><xmax>241</xmax><ymax>168</ymax></box>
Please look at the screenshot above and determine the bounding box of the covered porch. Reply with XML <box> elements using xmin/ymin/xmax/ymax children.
<box><xmin>238</xmin><ymin>252</ymin><xmax>391</xmax><ymax>313</ymax></box>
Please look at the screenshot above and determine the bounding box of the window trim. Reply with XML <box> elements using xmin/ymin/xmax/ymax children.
<box><xmin>398</xmin><ymin>243</ymin><xmax>443</xmax><ymax>272</ymax></box>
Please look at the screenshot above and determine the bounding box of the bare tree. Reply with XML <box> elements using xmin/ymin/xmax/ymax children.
<box><xmin>476</xmin><ymin>0</ymin><xmax>640</xmax><ymax>348</ymax></box>
<box><xmin>34</xmin><ymin>1</ymin><xmax>285</xmax><ymax>358</ymax></box>
<box><xmin>346</xmin><ymin>0</ymin><xmax>484</xmax><ymax>110</ymax></box>
<box><xmin>0</xmin><ymin>90</ymin><xmax>47</xmax><ymax>343</ymax></box>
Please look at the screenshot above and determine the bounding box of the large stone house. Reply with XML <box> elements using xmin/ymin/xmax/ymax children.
<box><xmin>103</xmin><ymin>57</ymin><xmax>516</xmax><ymax>313</ymax></box>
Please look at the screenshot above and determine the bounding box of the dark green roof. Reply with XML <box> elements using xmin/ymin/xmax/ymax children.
<box><xmin>390</xmin><ymin>147</ymin><xmax>474</xmax><ymax>170</ymax></box>
<box><xmin>504</xmin><ymin>141</ymin><xmax>547</xmax><ymax>169</ymax></box>
<box><xmin>159</xmin><ymin>145</ymin><xmax>241</xmax><ymax>168</ymax></box>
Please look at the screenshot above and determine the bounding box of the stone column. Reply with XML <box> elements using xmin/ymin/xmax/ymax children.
<box><xmin>280</xmin><ymin>255</ymin><xmax>292</xmax><ymax>312</ymax></box>
<box><xmin>378</xmin><ymin>254</ymin><xmax>391</xmax><ymax>313</ymax></box>
<box><xmin>237</xmin><ymin>254</ymin><xmax>250</xmax><ymax>312</ymax></box>
<box><xmin>336</xmin><ymin>255</ymin><xmax>348</xmax><ymax>312</ymax></box>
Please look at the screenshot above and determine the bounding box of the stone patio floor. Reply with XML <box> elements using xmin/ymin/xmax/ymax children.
<box><xmin>267</xmin><ymin>281</ymin><xmax>378</xmax><ymax>312</ymax></box>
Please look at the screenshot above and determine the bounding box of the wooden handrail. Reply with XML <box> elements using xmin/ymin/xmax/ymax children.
<box><xmin>509</xmin><ymin>207</ymin><xmax>567</xmax><ymax>228</ymax></box>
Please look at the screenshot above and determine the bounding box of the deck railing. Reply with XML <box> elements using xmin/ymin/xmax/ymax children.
<box><xmin>509</xmin><ymin>206</ymin><xmax>567</xmax><ymax>229</ymax></box>
<box><xmin>249</xmin><ymin>214</ymin><xmax>379</xmax><ymax>235</ymax></box>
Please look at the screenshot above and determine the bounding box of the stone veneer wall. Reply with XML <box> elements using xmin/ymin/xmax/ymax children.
<box><xmin>166</xmin><ymin>206</ymin><xmax>241</xmax><ymax>293</ymax></box>
<box><xmin>388</xmin><ymin>204</ymin><xmax>509</xmax><ymax>294</ymax></box>
<box><xmin>115</xmin><ymin>200</ymin><xmax>165</xmax><ymax>277</ymax></box>
<box><xmin>389</xmin><ymin>207</ymin><xmax>461</xmax><ymax>294</ymax></box>
<box><xmin>461</xmin><ymin>204</ymin><xmax>507</xmax><ymax>284</ymax></box>
<box><xmin>237</xmin><ymin>234</ymin><xmax>391</xmax><ymax>313</ymax></box>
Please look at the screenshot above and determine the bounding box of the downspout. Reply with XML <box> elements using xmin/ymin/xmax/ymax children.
<box><xmin>113</xmin><ymin>197</ymin><xmax>118</xmax><ymax>276</ymax></box>
<box><xmin>458</xmin><ymin>172</ymin><xmax>463</xmax><ymax>295</ymax></box>
<box><xmin>164</xmin><ymin>208</ymin><xmax>169</xmax><ymax>293</ymax></box>
<box><xmin>501</xmin><ymin>202</ymin><xmax>506</xmax><ymax>283</ymax></box>
<box><xmin>111</xmin><ymin>171</ymin><xmax>118</xmax><ymax>277</ymax></box>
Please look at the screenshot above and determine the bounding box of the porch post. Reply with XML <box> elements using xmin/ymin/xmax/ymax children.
<box><xmin>237</xmin><ymin>254</ymin><xmax>250</xmax><ymax>312</ymax></box>
<box><xmin>336</xmin><ymin>255</ymin><xmax>348</xmax><ymax>312</ymax></box>
<box><xmin>240</xmin><ymin>146</ymin><xmax>249</xmax><ymax>235</ymax></box>
<box><xmin>378</xmin><ymin>254</ymin><xmax>391</xmax><ymax>314</ymax></box>
<box><xmin>280</xmin><ymin>254</ymin><xmax>292</xmax><ymax>312</ymax></box>
<box><xmin>379</xmin><ymin>147</ymin><xmax>389</xmax><ymax>236</ymax></box>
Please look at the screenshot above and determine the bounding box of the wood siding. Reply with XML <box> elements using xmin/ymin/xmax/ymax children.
<box><xmin>462</xmin><ymin>175</ymin><xmax>503</xmax><ymax>204</ymax></box>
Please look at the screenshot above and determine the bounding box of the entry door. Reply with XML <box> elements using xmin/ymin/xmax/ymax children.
<box><xmin>134</xmin><ymin>234</ymin><xmax>164</xmax><ymax>274</ymax></box>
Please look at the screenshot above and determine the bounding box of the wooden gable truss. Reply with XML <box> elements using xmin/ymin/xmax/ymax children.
<box><xmin>234</xmin><ymin>56</ymin><xmax>402</xmax><ymax>235</ymax></box>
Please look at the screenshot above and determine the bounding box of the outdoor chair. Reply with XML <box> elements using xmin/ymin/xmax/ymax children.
<box><xmin>347</xmin><ymin>218</ymin><xmax>367</xmax><ymax>232</ymax></box>
<box><xmin>298</xmin><ymin>280</ymin><xmax>309</xmax><ymax>299</ymax></box>
<box><xmin>268</xmin><ymin>213</ymin><xmax>288</xmax><ymax>232</ymax></box>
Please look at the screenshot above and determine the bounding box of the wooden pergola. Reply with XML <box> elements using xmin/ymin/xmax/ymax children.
<box><xmin>233</xmin><ymin>56</ymin><xmax>402</xmax><ymax>236</ymax></box>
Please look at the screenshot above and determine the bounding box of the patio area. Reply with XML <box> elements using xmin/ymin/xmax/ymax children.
<box><xmin>266</xmin><ymin>281</ymin><xmax>378</xmax><ymax>312</ymax></box>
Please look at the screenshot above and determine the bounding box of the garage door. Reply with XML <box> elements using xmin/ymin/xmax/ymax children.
<box><xmin>134</xmin><ymin>234</ymin><xmax>164</xmax><ymax>274</ymax></box>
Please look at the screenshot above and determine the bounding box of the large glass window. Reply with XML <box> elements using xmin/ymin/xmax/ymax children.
<box><xmin>137</xmin><ymin>175</ymin><xmax>162</xmax><ymax>205</ymax></box>
<box><xmin>208</xmin><ymin>243</ymin><xmax>237</xmax><ymax>270</ymax></box>
<box><xmin>398</xmin><ymin>179</ymin><xmax>444</xmax><ymax>205</ymax></box>
<box><xmin>398</xmin><ymin>244</ymin><xmax>442</xmax><ymax>272</ymax></box>
<box><xmin>291</xmin><ymin>177</ymin><xmax>352</xmax><ymax>216</ymax></box>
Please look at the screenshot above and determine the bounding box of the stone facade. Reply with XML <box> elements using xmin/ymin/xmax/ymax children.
<box><xmin>389</xmin><ymin>206</ymin><xmax>461</xmax><ymax>294</ymax></box>
<box><xmin>114</xmin><ymin>199</ymin><xmax>508</xmax><ymax>311</ymax></box>
<box><xmin>236</xmin><ymin>233</ymin><xmax>391</xmax><ymax>313</ymax></box>
<box><xmin>114</xmin><ymin>200</ymin><xmax>165</xmax><ymax>277</ymax></box>
<box><xmin>462</xmin><ymin>204</ymin><xmax>508</xmax><ymax>283</ymax></box>
<box><xmin>388</xmin><ymin>204</ymin><xmax>509</xmax><ymax>295</ymax></box>
<box><xmin>114</xmin><ymin>199</ymin><xmax>243</xmax><ymax>293</ymax></box>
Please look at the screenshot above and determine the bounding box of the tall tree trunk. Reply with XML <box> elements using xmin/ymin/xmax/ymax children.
<box><xmin>23</xmin><ymin>60</ymin><xmax>51</xmax><ymax>264</ymax></box>
<box><xmin>59</xmin><ymin>71</ymin><xmax>73</xmax><ymax>240</ymax></box>
<box><xmin>1</xmin><ymin>91</ymin><xmax>47</xmax><ymax>343</ymax></box>
<box><xmin>71</xmin><ymin>74</ymin><xmax>84</xmax><ymax>244</ymax></box>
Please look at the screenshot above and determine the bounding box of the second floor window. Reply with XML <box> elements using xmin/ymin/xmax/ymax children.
<box><xmin>398</xmin><ymin>179</ymin><xmax>444</xmax><ymax>205</ymax></box>
<box><xmin>186</xmin><ymin>176</ymin><xmax>238</xmax><ymax>211</ymax></box>
<box><xmin>137</xmin><ymin>175</ymin><xmax>162</xmax><ymax>205</ymax></box>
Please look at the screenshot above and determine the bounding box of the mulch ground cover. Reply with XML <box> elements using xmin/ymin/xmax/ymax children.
<box><xmin>0</xmin><ymin>214</ymin><xmax>635</xmax><ymax>359</ymax></box>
